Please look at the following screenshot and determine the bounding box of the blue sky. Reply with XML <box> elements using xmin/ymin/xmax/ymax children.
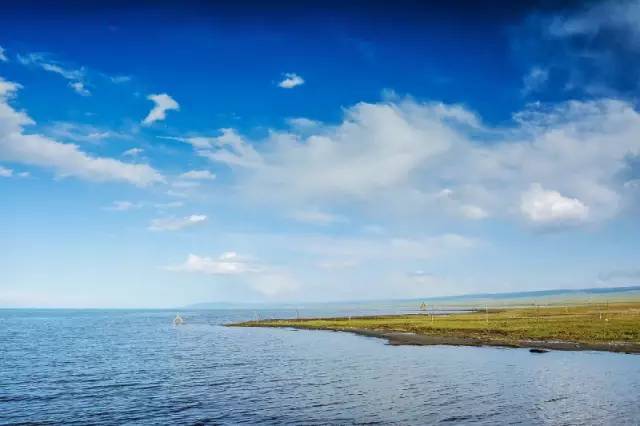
<box><xmin>1</xmin><ymin>0</ymin><xmax>640</xmax><ymax>308</ymax></box>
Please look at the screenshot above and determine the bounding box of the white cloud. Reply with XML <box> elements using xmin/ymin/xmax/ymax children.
<box><xmin>278</xmin><ymin>73</ymin><xmax>305</xmax><ymax>89</ymax></box>
<box><xmin>522</xmin><ymin>66</ymin><xmax>549</xmax><ymax>94</ymax></box>
<box><xmin>286</xmin><ymin>117</ymin><xmax>320</xmax><ymax>129</ymax></box>
<box><xmin>520</xmin><ymin>183</ymin><xmax>589</xmax><ymax>225</ymax></box>
<box><xmin>166</xmin><ymin>252</ymin><xmax>260</xmax><ymax>275</ymax></box>
<box><xmin>154</xmin><ymin>201</ymin><xmax>184</xmax><ymax>209</ymax></box>
<box><xmin>166</xmin><ymin>252</ymin><xmax>299</xmax><ymax>297</ymax></box>
<box><xmin>0</xmin><ymin>46</ymin><xmax>7</xmax><ymax>62</ymax></box>
<box><xmin>624</xmin><ymin>179</ymin><xmax>640</xmax><ymax>189</ymax></box>
<box><xmin>110</xmin><ymin>75</ymin><xmax>131</xmax><ymax>84</ymax></box>
<box><xmin>171</xmin><ymin>180</ymin><xmax>200</xmax><ymax>189</ymax></box>
<box><xmin>0</xmin><ymin>77</ymin><xmax>164</xmax><ymax>186</ymax></box>
<box><xmin>268</xmin><ymin>233</ymin><xmax>477</xmax><ymax>269</ymax></box>
<box><xmin>158</xmin><ymin>135</ymin><xmax>215</xmax><ymax>149</ymax></box>
<box><xmin>18</xmin><ymin>53</ymin><xmax>90</xmax><ymax>95</ymax></box>
<box><xmin>179</xmin><ymin>170</ymin><xmax>216</xmax><ymax>180</ymax></box>
<box><xmin>548</xmin><ymin>0</ymin><xmax>640</xmax><ymax>40</ymax></box>
<box><xmin>460</xmin><ymin>205</ymin><xmax>489</xmax><ymax>220</ymax></box>
<box><xmin>435</xmin><ymin>188</ymin><xmax>489</xmax><ymax>220</ymax></box>
<box><xmin>0</xmin><ymin>165</ymin><xmax>12</xmax><ymax>177</ymax></box>
<box><xmin>194</xmin><ymin>129</ymin><xmax>263</xmax><ymax>169</ymax></box>
<box><xmin>0</xmin><ymin>167</ymin><xmax>30</xmax><ymax>178</ymax></box>
<box><xmin>122</xmin><ymin>147</ymin><xmax>144</xmax><ymax>157</ymax></box>
<box><xmin>105</xmin><ymin>200</ymin><xmax>142</xmax><ymax>211</ymax></box>
<box><xmin>142</xmin><ymin>93</ymin><xmax>179</xmax><ymax>125</ymax></box>
<box><xmin>289</xmin><ymin>209</ymin><xmax>345</xmax><ymax>225</ymax></box>
<box><xmin>148</xmin><ymin>214</ymin><xmax>207</xmax><ymax>231</ymax></box>
<box><xmin>208</xmin><ymin>102</ymin><xmax>453</xmax><ymax>198</ymax></box>
<box><xmin>69</xmin><ymin>81</ymin><xmax>90</xmax><ymax>96</ymax></box>
<box><xmin>46</xmin><ymin>122</ymin><xmax>127</xmax><ymax>143</ymax></box>
<box><xmin>316</xmin><ymin>259</ymin><xmax>359</xmax><ymax>271</ymax></box>
<box><xmin>184</xmin><ymin>97</ymin><xmax>640</xmax><ymax>229</ymax></box>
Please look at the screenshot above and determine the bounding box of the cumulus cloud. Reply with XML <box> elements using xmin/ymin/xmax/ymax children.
<box><xmin>148</xmin><ymin>214</ymin><xmax>207</xmax><ymax>231</ymax></box>
<box><xmin>278</xmin><ymin>73</ymin><xmax>305</xmax><ymax>89</ymax></box>
<box><xmin>520</xmin><ymin>183</ymin><xmax>589</xmax><ymax>226</ymax></box>
<box><xmin>182</xmin><ymin>97</ymin><xmax>640</xmax><ymax>229</ymax></box>
<box><xmin>0</xmin><ymin>46</ymin><xmax>7</xmax><ymax>62</ymax></box>
<box><xmin>142</xmin><ymin>93</ymin><xmax>179</xmax><ymax>125</ymax></box>
<box><xmin>0</xmin><ymin>77</ymin><xmax>164</xmax><ymax>186</ymax></box>
<box><xmin>179</xmin><ymin>170</ymin><xmax>216</xmax><ymax>180</ymax></box>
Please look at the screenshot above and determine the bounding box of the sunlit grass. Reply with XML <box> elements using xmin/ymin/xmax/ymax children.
<box><xmin>231</xmin><ymin>302</ymin><xmax>640</xmax><ymax>345</ymax></box>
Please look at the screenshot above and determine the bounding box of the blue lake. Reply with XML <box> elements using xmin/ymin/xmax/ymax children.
<box><xmin>1</xmin><ymin>309</ymin><xmax>639</xmax><ymax>425</ymax></box>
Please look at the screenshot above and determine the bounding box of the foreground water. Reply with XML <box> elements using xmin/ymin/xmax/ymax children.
<box><xmin>1</xmin><ymin>309</ymin><xmax>639</xmax><ymax>425</ymax></box>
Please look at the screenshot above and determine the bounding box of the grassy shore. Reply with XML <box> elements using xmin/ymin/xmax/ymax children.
<box><xmin>229</xmin><ymin>301</ymin><xmax>640</xmax><ymax>353</ymax></box>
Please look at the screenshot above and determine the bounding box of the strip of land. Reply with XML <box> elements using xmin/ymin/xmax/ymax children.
<box><xmin>229</xmin><ymin>302</ymin><xmax>640</xmax><ymax>354</ymax></box>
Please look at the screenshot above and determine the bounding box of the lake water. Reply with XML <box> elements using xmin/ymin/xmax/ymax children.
<box><xmin>2</xmin><ymin>309</ymin><xmax>639</xmax><ymax>425</ymax></box>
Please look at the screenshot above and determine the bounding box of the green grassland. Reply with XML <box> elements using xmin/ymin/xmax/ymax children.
<box><xmin>231</xmin><ymin>301</ymin><xmax>640</xmax><ymax>349</ymax></box>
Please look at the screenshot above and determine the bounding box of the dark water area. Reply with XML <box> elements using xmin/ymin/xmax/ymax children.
<box><xmin>1</xmin><ymin>309</ymin><xmax>639</xmax><ymax>425</ymax></box>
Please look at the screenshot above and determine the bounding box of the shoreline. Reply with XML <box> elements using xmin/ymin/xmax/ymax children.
<box><xmin>232</xmin><ymin>324</ymin><xmax>640</xmax><ymax>354</ymax></box>
<box><xmin>330</xmin><ymin>327</ymin><xmax>640</xmax><ymax>354</ymax></box>
<box><xmin>228</xmin><ymin>303</ymin><xmax>640</xmax><ymax>354</ymax></box>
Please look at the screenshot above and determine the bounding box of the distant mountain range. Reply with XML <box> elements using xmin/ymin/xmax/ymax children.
<box><xmin>184</xmin><ymin>285</ymin><xmax>640</xmax><ymax>309</ymax></box>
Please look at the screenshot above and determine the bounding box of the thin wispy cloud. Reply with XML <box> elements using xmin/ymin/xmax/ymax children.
<box><xmin>148</xmin><ymin>214</ymin><xmax>207</xmax><ymax>231</ymax></box>
<box><xmin>45</xmin><ymin>122</ymin><xmax>128</xmax><ymax>144</ymax></box>
<box><xmin>0</xmin><ymin>165</ymin><xmax>13</xmax><ymax>177</ymax></box>
<box><xmin>289</xmin><ymin>209</ymin><xmax>346</xmax><ymax>226</ymax></box>
<box><xmin>17</xmin><ymin>53</ymin><xmax>90</xmax><ymax>96</ymax></box>
<box><xmin>154</xmin><ymin>201</ymin><xmax>184</xmax><ymax>209</ymax></box>
<box><xmin>179</xmin><ymin>170</ymin><xmax>216</xmax><ymax>180</ymax></box>
<box><xmin>122</xmin><ymin>147</ymin><xmax>144</xmax><ymax>157</ymax></box>
<box><xmin>110</xmin><ymin>75</ymin><xmax>132</xmax><ymax>84</ymax></box>
<box><xmin>104</xmin><ymin>200</ymin><xmax>142</xmax><ymax>211</ymax></box>
<box><xmin>522</xmin><ymin>66</ymin><xmax>548</xmax><ymax>94</ymax></box>
<box><xmin>166</xmin><ymin>252</ymin><xmax>260</xmax><ymax>275</ymax></box>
